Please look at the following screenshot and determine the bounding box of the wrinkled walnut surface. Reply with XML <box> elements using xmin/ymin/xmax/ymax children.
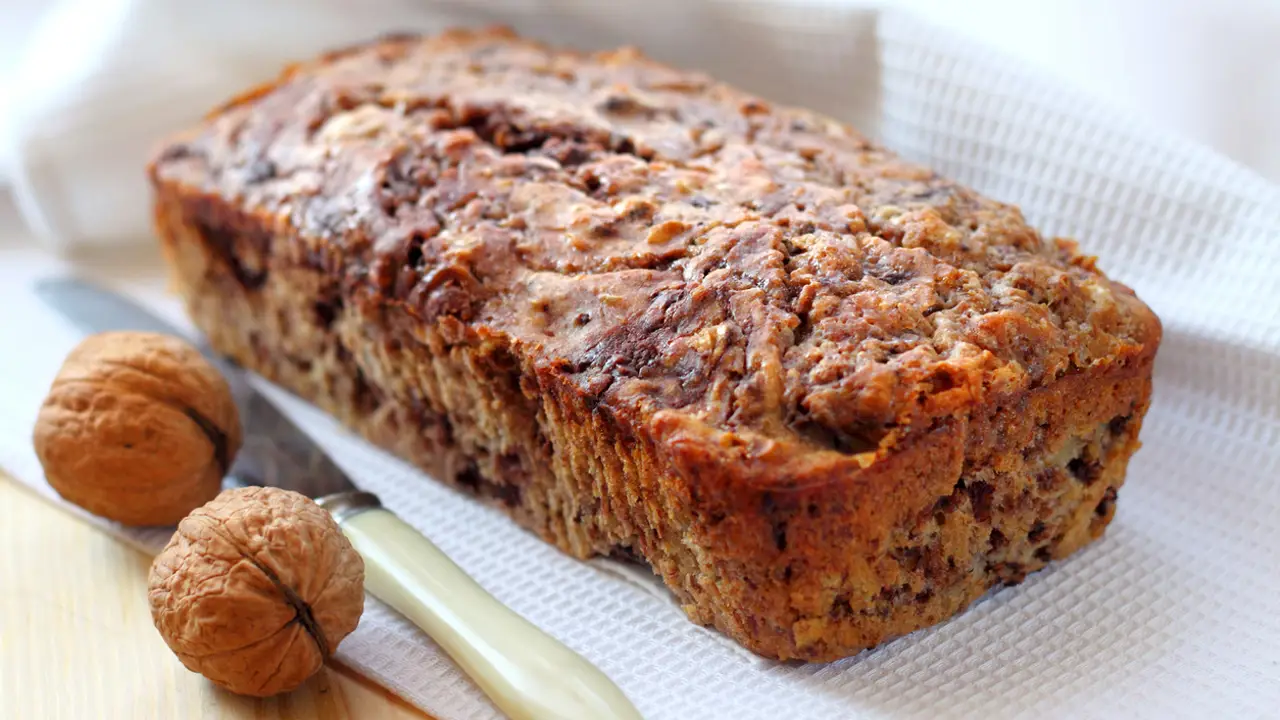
<box><xmin>146</xmin><ymin>28</ymin><xmax>1161</xmax><ymax>662</ymax></box>
<box><xmin>32</xmin><ymin>331</ymin><xmax>241</xmax><ymax>526</ymax></box>
<box><xmin>148</xmin><ymin>486</ymin><xmax>365</xmax><ymax>697</ymax></box>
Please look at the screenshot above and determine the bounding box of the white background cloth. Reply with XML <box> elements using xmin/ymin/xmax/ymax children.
<box><xmin>1</xmin><ymin>2</ymin><xmax>1279</xmax><ymax>719</ymax></box>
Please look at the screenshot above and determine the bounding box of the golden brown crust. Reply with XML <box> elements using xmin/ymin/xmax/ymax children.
<box><xmin>148</xmin><ymin>29</ymin><xmax>1161</xmax><ymax>661</ymax></box>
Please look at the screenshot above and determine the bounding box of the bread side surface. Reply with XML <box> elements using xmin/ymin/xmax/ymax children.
<box><xmin>149</xmin><ymin>28</ymin><xmax>1161</xmax><ymax>661</ymax></box>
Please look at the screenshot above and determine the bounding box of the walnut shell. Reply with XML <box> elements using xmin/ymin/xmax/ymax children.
<box><xmin>32</xmin><ymin>331</ymin><xmax>242</xmax><ymax>526</ymax></box>
<box><xmin>148</xmin><ymin>486</ymin><xmax>365</xmax><ymax>697</ymax></box>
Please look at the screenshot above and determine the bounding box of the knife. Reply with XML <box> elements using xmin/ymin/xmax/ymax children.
<box><xmin>34</xmin><ymin>276</ymin><xmax>643</xmax><ymax>720</ymax></box>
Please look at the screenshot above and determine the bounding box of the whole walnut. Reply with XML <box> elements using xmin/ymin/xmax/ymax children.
<box><xmin>148</xmin><ymin>486</ymin><xmax>366</xmax><ymax>697</ymax></box>
<box><xmin>32</xmin><ymin>331</ymin><xmax>242</xmax><ymax>526</ymax></box>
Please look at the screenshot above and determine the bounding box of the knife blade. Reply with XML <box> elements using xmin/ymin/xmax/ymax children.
<box><xmin>34</xmin><ymin>274</ymin><xmax>644</xmax><ymax>720</ymax></box>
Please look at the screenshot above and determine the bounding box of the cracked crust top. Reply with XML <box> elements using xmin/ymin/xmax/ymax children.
<box><xmin>150</xmin><ymin>27</ymin><xmax>1161</xmax><ymax>469</ymax></box>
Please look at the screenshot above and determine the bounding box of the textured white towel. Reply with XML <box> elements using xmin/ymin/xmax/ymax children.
<box><xmin>1</xmin><ymin>2</ymin><xmax>1279</xmax><ymax>719</ymax></box>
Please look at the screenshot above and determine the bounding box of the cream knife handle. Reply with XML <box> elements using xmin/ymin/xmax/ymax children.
<box><xmin>329</xmin><ymin>498</ymin><xmax>643</xmax><ymax>720</ymax></box>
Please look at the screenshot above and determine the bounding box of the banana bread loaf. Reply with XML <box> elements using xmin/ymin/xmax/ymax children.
<box><xmin>148</xmin><ymin>28</ymin><xmax>1161</xmax><ymax>662</ymax></box>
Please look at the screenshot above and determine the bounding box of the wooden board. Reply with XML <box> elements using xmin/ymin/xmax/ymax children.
<box><xmin>0</xmin><ymin>473</ymin><xmax>432</xmax><ymax>719</ymax></box>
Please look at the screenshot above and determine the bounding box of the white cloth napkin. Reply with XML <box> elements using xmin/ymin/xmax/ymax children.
<box><xmin>1</xmin><ymin>2</ymin><xmax>1279</xmax><ymax>719</ymax></box>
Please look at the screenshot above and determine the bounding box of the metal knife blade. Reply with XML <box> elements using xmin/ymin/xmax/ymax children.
<box><xmin>34</xmin><ymin>276</ymin><xmax>357</xmax><ymax>499</ymax></box>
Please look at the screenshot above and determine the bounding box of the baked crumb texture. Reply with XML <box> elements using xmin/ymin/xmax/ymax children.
<box><xmin>150</xmin><ymin>28</ymin><xmax>1161</xmax><ymax>662</ymax></box>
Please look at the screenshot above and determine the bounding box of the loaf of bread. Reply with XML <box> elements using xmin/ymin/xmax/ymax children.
<box><xmin>148</xmin><ymin>28</ymin><xmax>1160</xmax><ymax>662</ymax></box>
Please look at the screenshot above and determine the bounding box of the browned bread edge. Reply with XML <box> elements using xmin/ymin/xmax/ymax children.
<box><xmin>147</xmin><ymin>29</ymin><xmax>1160</xmax><ymax>662</ymax></box>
